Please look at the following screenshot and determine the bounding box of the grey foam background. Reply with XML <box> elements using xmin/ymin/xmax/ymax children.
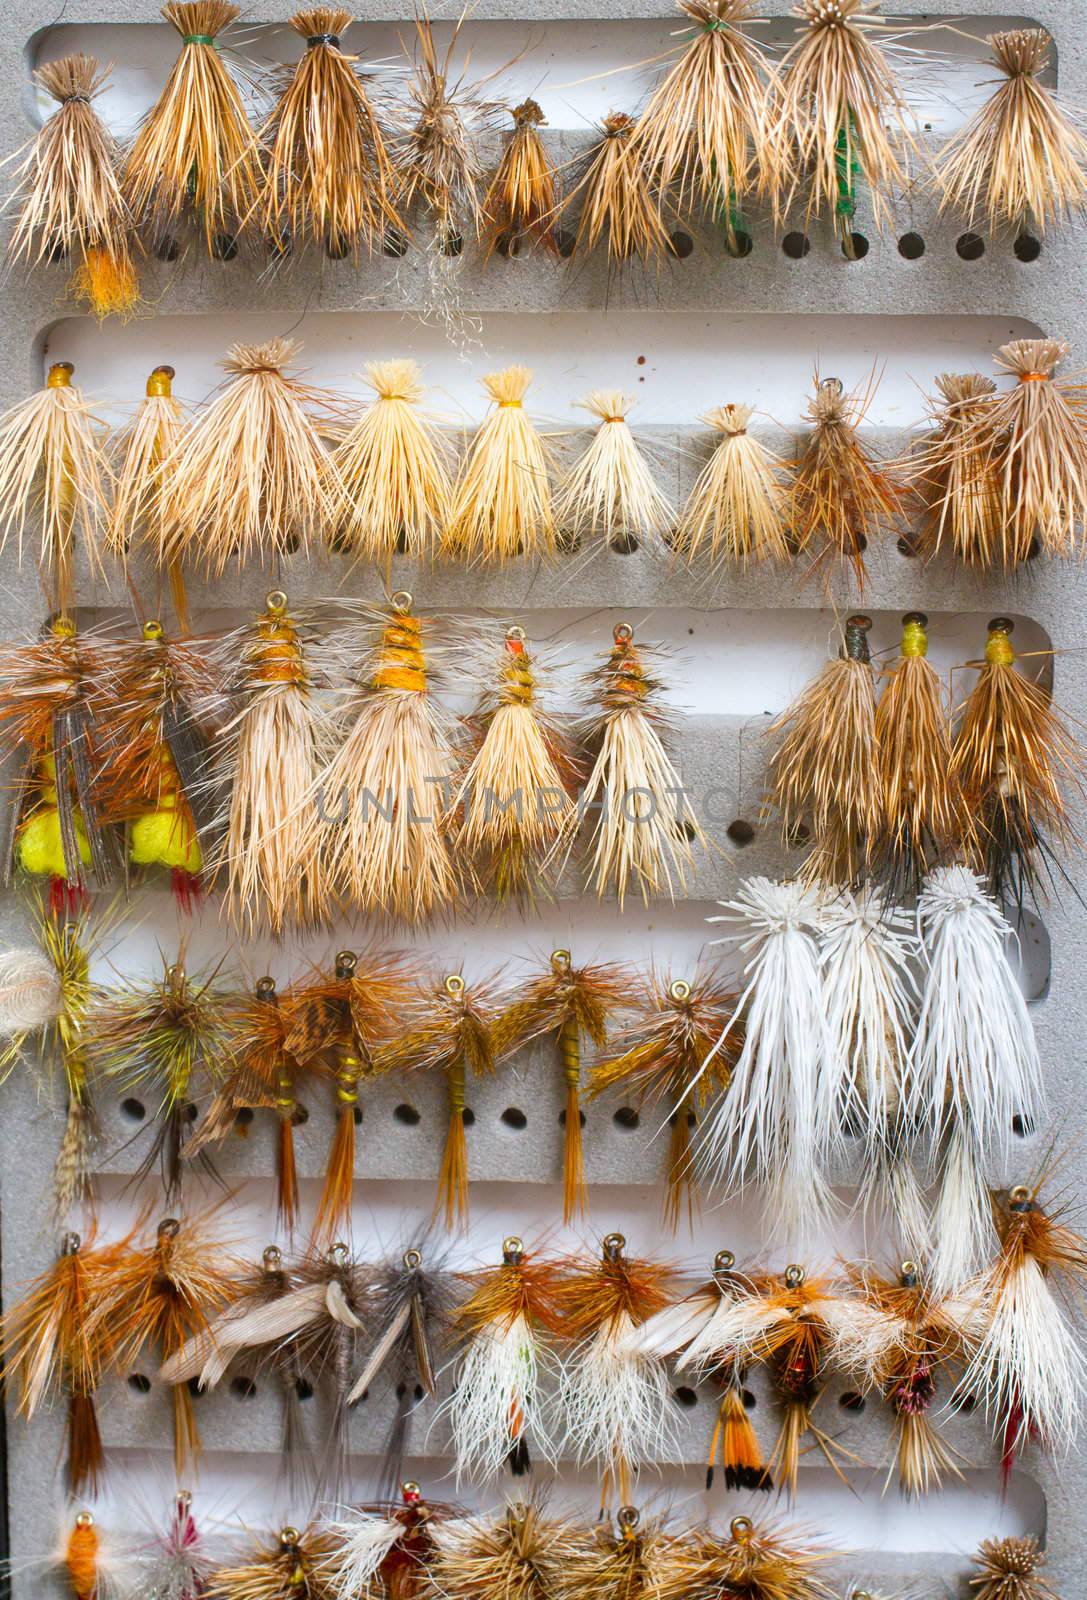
<box><xmin>0</xmin><ymin>0</ymin><xmax>1085</xmax><ymax>1594</ymax></box>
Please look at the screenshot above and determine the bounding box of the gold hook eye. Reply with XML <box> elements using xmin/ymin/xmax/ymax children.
<box><xmin>329</xmin><ymin>1241</ymin><xmax>349</xmax><ymax>1264</ymax></box>
<box><xmin>503</xmin><ymin>1235</ymin><xmax>524</xmax><ymax>1259</ymax></box>
<box><xmin>444</xmin><ymin>973</ymin><xmax>465</xmax><ymax>995</ymax></box>
<box><xmin>266</xmin><ymin>590</ymin><xmax>288</xmax><ymax>615</ymax></box>
<box><xmin>401</xmin><ymin>1481</ymin><xmax>420</xmax><ymax>1496</ymax></box>
<box><xmin>784</xmin><ymin>1263</ymin><xmax>805</xmax><ymax>1288</ymax></box>
<box><xmin>550</xmin><ymin>948</ymin><xmax>571</xmax><ymax>970</ymax></box>
<box><xmin>158</xmin><ymin>1217</ymin><xmax>181</xmax><ymax>1239</ymax></box>
<box><xmin>506</xmin><ymin>624</ymin><xmax>526</xmax><ymax>643</ymax></box>
<box><xmin>819</xmin><ymin>376</ymin><xmax>843</xmax><ymax>396</ymax></box>
<box><xmin>280</xmin><ymin>1527</ymin><xmax>300</xmax><ymax>1547</ymax></box>
<box><xmin>390</xmin><ymin>590</ymin><xmax>412</xmax><ymax>613</ymax></box>
<box><xmin>613</xmin><ymin>622</ymin><xmax>634</xmax><ymax>644</ymax></box>
<box><xmin>263</xmin><ymin>1245</ymin><xmax>283</xmax><ymax>1269</ymax></box>
<box><xmin>75</xmin><ymin>1511</ymin><xmax>95</xmax><ymax>1528</ymax></box>
<box><xmin>1010</xmin><ymin>1184</ymin><xmax>1031</xmax><ymax>1204</ymax></box>
<box><xmin>403</xmin><ymin>1248</ymin><xmax>422</xmax><ymax>1269</ymax></box>
<box><xmin>669</xmin><ymin>978</ymin><xmax>691</xmax><ymax>1001</ymax></box>
<box><xmin>143</xmin><ymin>619</ymin><xmax>164</xmax><ymax>641</ymax></box>
<box><xmin>616</xmin><ymin>1506</ymin><xmax>639</xmax><ymax>1530</ymax></box>
<box><xmin>730</xmin><ymin>1517</ymin><xmax>752</xmax><ymax>1542</ymax></box>
<box><xmin>714</xmin><ymin>1249</ymin><xmax>735</xmax><ymax>1272</ymax></box>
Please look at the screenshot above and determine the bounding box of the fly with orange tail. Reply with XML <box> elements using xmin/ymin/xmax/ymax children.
<box><xmin>185</xmin><ymin>977</ymin><xmax>315</xmax><ymax>1235</ymax></box>
<box><xmin>625</xmin><ymin>1248</ymin><xmax>774</xmax><ymax>1493</ymax></box>
<box><xmin>286</xmin><ymin>948</ymin><xmax>418</xmax><ymax>1243</ymax></box>
<box><xmin>587</xmin><ymin>970</ymin><xmax>741</xmax><ymax>1231</ymax></box>
<box><xmin>6</xmin><ymin>56</ymin><xmax>139</xmax><ymax>320</ymax></box>
<box><xmin>495</xmin><ymin>950</ymin><xmax>635</xmax><ymax>1222</ymax></box>
<box><xmin>377</xmin><ymin>970</ymin><xmax>503</xmax><ymax>1229</ymax></box>
<box><xmin>706</xmin><ymin>1265</ymin><xmax>861</xmax><ymax>1499</ymax></box>
<box><xmin>0</xmin><ymin>1230</ymin><xmax>128</xmax><ymax>1495</ymax></box>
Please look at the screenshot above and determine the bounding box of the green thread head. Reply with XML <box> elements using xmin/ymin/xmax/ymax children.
<box><xmin>844</xmin><ymin>614</ymin><xmax>872</xmax><ymax>663</ymax></box>
<box><xmin>835</xmin><ymin>113</ymin><xmax>859</xmax><ymax>217</ymax></box>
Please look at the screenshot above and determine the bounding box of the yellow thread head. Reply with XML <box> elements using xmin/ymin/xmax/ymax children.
<box><xmin>900</xmin><ymin>612</ymin><xmax>928</xmax><ymax>658</ymax></box>
<box><xmin>985</xmin><ymin>617</ymin><xmax>1016</xmax><ymax>666</ymax></box>
<box><xmin>47</xmin><ymin>362</ymin><xmax>74</xmax><ymax>389</ymax></box>
<box><xmin>147</xmin><ymin>365</ymin><xmax>175</xmax><ymax>398</ymax></box>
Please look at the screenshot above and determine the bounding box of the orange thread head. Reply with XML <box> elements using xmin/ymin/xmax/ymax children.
<box><xmin>66</xmin><ymin>1513</ymin><xmax>99</xmax><ymax>1600</ymax></box>
<box><xmin>373</xmin><ymin>609</ymin><xmax>426</xmax><ymax>693</ymax></box>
